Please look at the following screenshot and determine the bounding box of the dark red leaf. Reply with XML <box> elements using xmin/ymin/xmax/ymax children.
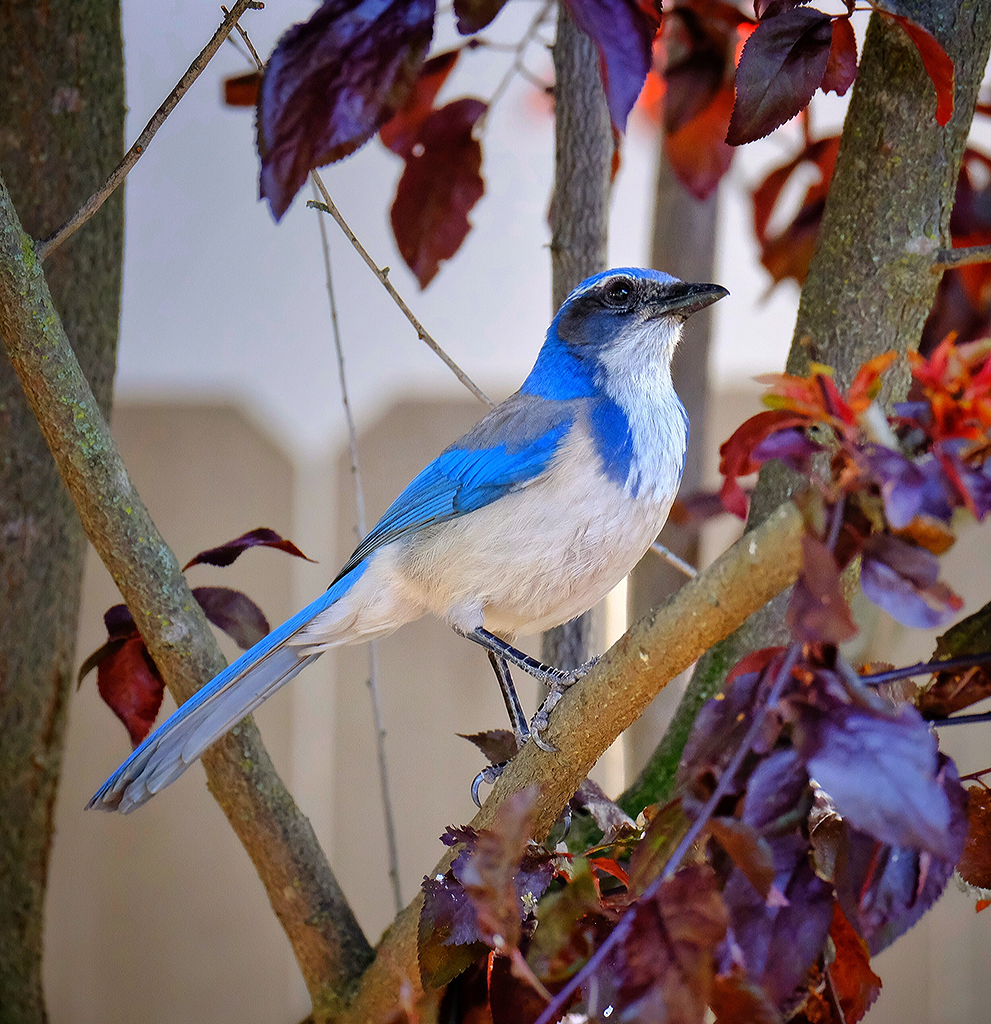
<box><xmin>224</xmin><ymin>71</ymin><xmax>262</xmax><ymax>107</ymax></box>
<box><xmin>391</xmin><ymin>98</ymin><xmax>486</xmax><ymax>288</ymax></box>
<box><xmin>97</xmin><ymin>636</ymin><xmax>165</xmax><ymax>748</ymax></box>
<box><xmin>718</xmin><ymin>409</ymin><xmax>810</xmax><ymax>517</ymax></box>
<box><xmin>379</xmin><ymin>49</ymin><xmax>460</xmax><ymax>158</ymax></box>
<box><xmin>453</xmin><ymin>0</ymin><xmax>510</xmax><ymax>34</ymax></box>
<box><xmin>563</xmin><ymin>0</ymin><xmax>660</xmax><ymax>130</ymax></box>
<box><xmin>886</xmin><ymin>14</ymin><xmax>954</xmax><ymax>126</ymax></box>
<box><xmin>601</xmin><ymin>865</ymin><xmax>728</xmax><ymax>1022</ymax></box>
<box><xmin>788</xmin><ymin>534</ymin><xmax>858</xmax><ymax>645</ymax></box>
<box><xmin>665</xmin><ymin>82</ymin><xmax>735</xmax><ymax>200</ymax></box>
<box><xmin>193</xmin><ymin>586</ymin><xmax>270</xmax><ymax>650</ymax></box>
<box><xmin>821</xmin><ymin>16</ymin><xmax>857</xmax><ymax>96</ymax></box>
<box><xmin>183</xmin><ymin>527</ymin><xmax>315</xmax><ymax>570</ymax></box>
<box><xmin>860</xmin><ymin>533</ymin><xmax>962</xmax><ymax>629</ymax></box>
<box><xmin>727</xmin><ymin>8</ymin><xmax>833</xmax><ymax>146</ymax></box>
<box><xmin>711</xmin><ymin>968</ymin><xmax>782</xmax><ymax>1024</ymax></box>
<box><xmin>958</xmin><ymin>785</ymin><xmax>991</xmax><ymax>890</ymax></box>
<box><xmin>459</xmin><ymin>728</ymin><xmax>516</xmax><ymax>764</ymax></box>
<box><xmin>827</xmin><ymin>903</ymin><xmax>881</xmax><ymax>1024</ymax></box>
<box><xmin>709</xmin><ymin>817</ymin><xmax>777</xmax><ymax>899</ymax></box>
<box><xmin>258</xmin><ymin>0</ymin><xmax>436</xmax><ymax>220</ymax></box>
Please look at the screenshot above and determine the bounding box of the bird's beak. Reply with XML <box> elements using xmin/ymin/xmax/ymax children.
<box><xmin>656</xmin><ymin>281</ymin><xmax>729</xmax><ymax>319</ymax></box>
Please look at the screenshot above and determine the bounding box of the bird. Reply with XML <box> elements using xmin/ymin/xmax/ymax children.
<box><xmin>88</xmin><ymin>267</ymin><xmax>727</xmax><ymax>813</ymax></box>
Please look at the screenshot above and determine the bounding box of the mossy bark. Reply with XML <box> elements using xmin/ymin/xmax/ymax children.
<box><xmin>0</xmin><ymin>4</ymin><xmax>125</xmax><ymax>1022</ymax></box>
<box><xmin>626</xmin><ymin>0</ymin><xmax>991</xmax><ymax>810</ymax></box>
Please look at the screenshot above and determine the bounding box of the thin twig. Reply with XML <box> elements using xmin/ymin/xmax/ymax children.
<box><xmin>650</xmin><ymin>541</ymin><xmax>697</xmax><ymax>578</ymax></box>
<box><xmin>37</xmin><ymin>0</ymin><xmax>264</xmax><ymax>260</ymax></box>
<box><xmin>480</xmin><ymin>0</ymin><xmax>555</xmax><ymax>128</ymax></box>
<box><xmin>307</xmin><ymin>177</ymin><xmax>493</xmax><ymax>407</ymax></box>
<box><xmin>314</xmin><ymin>178</ymin><xmax>403</xmax><ymax>914</ymax></box>
<box><xmin>861</xmin><ymin>652</ymin><xmax>991</xmax><ymax>686</ymax></box>
<box><xmin>929</xmin><ymin>710</ymin><xmax>991</xmax><ymax>727</ymax></box>
<box><xmin>224</xmin><ymin>3</ymin><xmax>265</xmax><ymax>68</ymax></box>
<box><xmin>933</xmin><ymin>244</ymin><xmax>991</xmax><ymax>270</ymax></box>
<box><xmin>534</xmin><ymin>644</ymin><xmax>802</xmax><ymax>1024</ymax></box>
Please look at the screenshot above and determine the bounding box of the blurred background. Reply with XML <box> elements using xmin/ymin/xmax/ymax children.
<box><xmin>43</xmin><ymin>2</ymin><xmax>991</xmax><ymax>1022</ymax></box>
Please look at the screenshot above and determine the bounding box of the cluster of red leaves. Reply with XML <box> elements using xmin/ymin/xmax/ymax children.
<box><xmin>640</xmin><ymin>0</ymin><xmax>950</xmax><ymax>200</ymax></box>
<box><xmin>79</xmin><ymin>529</ymin><xmax>312</xmax><ymax>747</ymax></box>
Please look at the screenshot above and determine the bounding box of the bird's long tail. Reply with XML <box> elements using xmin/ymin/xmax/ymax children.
<box><xmin>87</xmin><ymin>577</ymin><xmax>353</xmax><ymax>813</ymax></box>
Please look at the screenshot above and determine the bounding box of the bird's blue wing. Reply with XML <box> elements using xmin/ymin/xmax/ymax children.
<box><xmin>334</xmin><ymin>394</ymin><xmax>574</xmax><ymax>581</ymax></box>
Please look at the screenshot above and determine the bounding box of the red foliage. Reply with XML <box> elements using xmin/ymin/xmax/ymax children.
<box><xmin>391</xmin><ymin>98</ymin><xmax>487</xmax><ymax>288</ymax></box>
<box><xmin>884</xmin><ymin>12</ymin><xmax>954</xmax><ymax>126</ymax></box>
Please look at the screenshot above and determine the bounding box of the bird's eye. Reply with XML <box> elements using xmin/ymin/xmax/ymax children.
<box><xmin>603</xmin><ymin>278</ymin><xmax>633</xmax><ymax>308</ymax></box>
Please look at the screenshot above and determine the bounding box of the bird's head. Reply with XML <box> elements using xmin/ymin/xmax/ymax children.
<box><xmin>522</xmin><ymin>268</ymin><xmax>728</xmax><ymax>400</ymax></box>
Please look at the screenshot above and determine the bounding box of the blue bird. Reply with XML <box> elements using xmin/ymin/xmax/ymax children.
<box><xmin>88</xmin><ymin>268</ymin><xmax>727</xmax><ymax>813</ymax></box>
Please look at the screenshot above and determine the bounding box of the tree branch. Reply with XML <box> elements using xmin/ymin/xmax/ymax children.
<box><xmin>0</xmin><ymin>171</ymin><xmax>372</xmax><ymax>1014</ymax></box>
<box><xmin>337</xmin><ymin>500</ymin><xmax>804</xmax><ymax>1023</ymax></box>
<box><xmin>37</xmin><ymin>0</ymin><xmax>264</xmax><ymax>260</ymax></box>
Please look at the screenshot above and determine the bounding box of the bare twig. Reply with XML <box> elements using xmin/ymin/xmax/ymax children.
<box><xmin>307</xmin><ymin>177</ymin><xmax>493</xmax><ymax>407</ymax></box>
<box><xmin>479</xmin><ymin>0</ymin><xmax>555</xmax><ymax>128</ymax></box>
<box><xmin>314</xmin><ymin>179</ymin><xmax>403</xmax><ymax>914</ymax></box>
<box><xmin>650</xmin><ymin>541</ymin><xmax>697</xmax><ymax>578</ymax></box>
<box><xmin>37</xmin><ymin>0</ymin><xmax>264</xmax><ymax>260</ymax></box>
<box><xmin>862</xmin><ymin>652</ymin><xmax>991</xmax><ymax>685</ymax></box>
<box><xmin>933</xmin><ymin>244</ymin><xmax>991</xmax><ymax>270</ymax></box>
<box><xmin>224</xmin><ymin>3</ymin><xmax>265</xmax><ymax>69</ymax></box>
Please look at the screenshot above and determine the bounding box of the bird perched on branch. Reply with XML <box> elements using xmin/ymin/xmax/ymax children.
<box><xmin>89</xmin><ymin>267</ymin><xmax>727</xmax><ymax>813</ymax></box>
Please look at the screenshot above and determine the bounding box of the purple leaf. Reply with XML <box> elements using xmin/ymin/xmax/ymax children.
<box><xmin>788</xmin><ymin>533</ymin><xmax>858</xmax><ymax>645</ymax></box>
<box><xmin>721</xmin><ymin>834</ymin><xmax>833</xmax><ymax>1007</ymax></box>
<box><xmin>459</xmin><ymin>728</ymin><xmax>516</xmax><ymax>764</ymax></box>
<box><xmin>193</xmin><ymin>586</ymin><xmax>270</xmax><ymax>650</ymax></box>
<box><xmin>860</xmin><ymin>533</ymin><xmax>962</xmax><ymax>628</ymax></box>
<box><xmin>835</xmin><ymin>758</ymin><xmax>966</xmax><ymax>953</ymax></box>
<box><xmin>563</xmin><ymin>0</ymin><xmax>660</xmax><ymax>131</ymax></box>
<box><xmin>727</xmin><ymin>7</ymin><xmax>833</xmax><ymax>145</ymax></box>
<box><xmin>743</xmin><ymin>748</ymin><xmax>810</xmax><ymax>831</ymax></box>
<box><xmin>258</xmin><ymin>0</ymin><xmax>436</xmax><ymax>220</ymax></box>
<box><xmin>390</xmin><ymin>98</ymin><xmax>486</xmax><ymax>288</ymax></box>
<box><xmin>751</xmin><ymin>427</ymin><xmax>820</xmax><ymax>475</ymax></box>
<box><xmin>103</xmin><ymin>602</ymin><xmax>137</xmax><ymax>639</ymax></box>
<box><xmin>797</xmin><ymin>701</ymin><xmax>958</xmax><ymax>857</ymax></box>
<box><xmin>183</xmin><ymin>528</ymin><xmax>315</xmax><ymax>570</ymax></box>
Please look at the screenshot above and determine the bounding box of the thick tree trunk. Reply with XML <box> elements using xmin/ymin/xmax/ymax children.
<box><xmin>542</xmin><ymin>3</ymin><xmax>613</xmax><ymax>672</ymax></box>
<box><xmin>0</xmin><ymin>3</ymin><xmax>125</xmax><ymax>1021</ymax></box>
<box><xmin>625</xmin><ymin>150</ymin><xmax>719</xmax><ymax>777</ymax></box>
<box><xmin>625</xmin><ymin>0</ymin><xmax>991</xmax><ymax>810</ymax></box>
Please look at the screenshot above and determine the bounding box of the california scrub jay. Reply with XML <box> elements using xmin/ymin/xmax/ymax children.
<box><xmin>88</xmin><ymin>268</ymin><xmax>726</xmax><ymax>813</ymax></box>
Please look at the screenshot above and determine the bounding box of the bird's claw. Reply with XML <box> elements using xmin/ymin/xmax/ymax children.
<box><xmin>471</xmin><ymin>760</ymin><xmax>508</xmax><ymax>806</ymax></box>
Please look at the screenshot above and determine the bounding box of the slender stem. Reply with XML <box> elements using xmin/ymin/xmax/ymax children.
<box><xmin>861</xmin><ymin>652</ymin><xmax>991</xmax><ymax>686</ymax></box>
<box><xmin>650</xmin><ymin>541</ymin><xmax>697</xmax><ymax>579</ymax></box>
<box><xmin>535</xmin><ymin>644</ymin><xmax>802</xmax><ymax>1024</ymax></box>
<box><xmin>479</xmin><ymin>0</ymin><xmax>554</xmax><ymax>129</ymax></box>
<box><xmin>313</xmin><ymin>178</ymin><xmax>402</xmax><ymax>914</ymax></box>
<box><xmin>223</xmin><ymin>3</ymin><xmax>264</xmax><ymax>69</ymax></box>
<box><xmin>929</xmin><ymin>711</ymin><xmax>991</xmax><ymax>727</ymax></box>
<box><xmin>37</xmin><ymin>0</ymin><xmax>263</xmax><ymax>260</ymax></box>
<box><xmin>307</xmin><ymin>178</ymin><xmax>493</xmax><ymax>408</ymax></box>
<box><xmin>933</xmin><ymin>244</ymin><xmax>991</xmax><ymax>270</ymax></box>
